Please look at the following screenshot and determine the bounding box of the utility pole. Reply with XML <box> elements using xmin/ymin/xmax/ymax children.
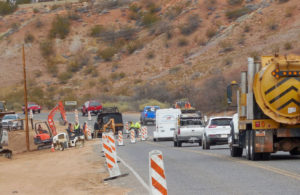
<box><xmin>22</xmin><ymin>45</ymin><xmax>30</xmax><ymax>152</ymax></box>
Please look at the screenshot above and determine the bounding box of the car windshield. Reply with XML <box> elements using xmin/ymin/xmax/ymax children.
<box><xmin>90</xmin><ymin>101</ymin><xmax>100</xmax><ymax>106</ymax></box>
<box><xmin>28</xmin><ymin>104</ymin><xmax>36</xmax><ymax>107</ymax></box>
<box><xmin>180</xmin><ymin>118</ymin><xmax>202</xmax><ymax>126</ymax></box>
<box><xmin>146</xmin><ymin>107</ymin><xmax>158</xmax><ymax>112</ymax></box>
<box><xmin>211</xmin><ymin>118</ymin><xmax>232</xmax><ymax>126</ymax></box>
<box><xmin>3</xmin><ymin>115</ymin><xmax>16</xmax><ymax>120</ymax></box>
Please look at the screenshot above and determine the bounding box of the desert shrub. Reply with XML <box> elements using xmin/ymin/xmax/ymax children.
<box><xmin>102</xmin><ymin>101</ymin><xmax>130</xmax><ymax>112</ymax></box>
<box><xmin>49</xmin><ymin>15</ymin><xmax>70</xmax><ymax>39</ymax></box>
<box><xmin>126</xmin><ymin>40</ymin><xmax>143</xmax><ymax>54</ymax></box>
<box><xmin>138</xmin><ymin>99</ymin><xmax>169</xmax><ymax>110</ymax></box>
<box><xmin>29</xmin><ymin>86</ymin><xmax>44</xmax><ymax>102</ymax></box>
<box><xmin>68</xmin><ymin>11</ymin><xmax>81</xmax><ymax>21</ymax></box>
<box><xmin>33</xmin><ymin>8</ymin><xmax>39</xmax><ymax>13</ymax></box>
<box><xmin>149</xmin><ymin>21</ymin><xmax>172</xmax><ymax>36</ymax></box>
<box><xmin>165</xmin><ymin>4</ymin><xmax>184</xmax><ymax>20</ymax></box>
<box><xmin>277</xmin><ymin>0</ymin><xmax>289</xmax><ymax>3</ymax></box>
<box><xmin>226</xmin><ymin>7</ymin><xmax>251</xmax><ymax>20</ymax></box>
<box><xmin>142</xmin><ymin>12</ymin><xmax>160</xmax><ymax>27</ymax></box>
<box><xmin>50</xmin><ymin>4</ymin><xmax>61</xmax><ymax>11</ymax></box>
<box><xmin>177</xmin><ymin>38</ymin><xmax>188</xmax><ymax>47</ymax></box>
<box><xmin>285</xmin><ymin>6</ymin><xmax>295</xmax><ymax>17</ymax></box>
<box><xmin>117</xmin><ymin>26</ymin><xmax>136</xmax><ymax>40</ymax></box>
<box><xmin>34</xmin><ymin>70</ymin><xmax>42</xmax><ymax>77</ymax></box>
<box><xmin>98</xmin><ymin>47</ymin><xmax>117</xmax><ymax>61</ymax></box>
<box><xmin>67</xmin><ymin>61</ymin><xmax>81</xmax><ymax>72</ymax></box>
<box><xmin>35</xmin><ymin>20</ymin><xmax>43</xmax><ymax>28</ymax></box>
<box><xmin>146</xmin><ymin>50</ymin><xmax>155</xmax><ymax>59</ymax></box>
<box><xmin>146</xmin><ymin>2</ymin><xmax>161</xmax><ymax>13</ymax></box>
<box><xmin>181</xmin><ymin>14</ymin><xmax>201</xmax><ymax>36</ymax></box>
<box><xmin>219</xmin><ymin>40</ymin><xmax>234</xmax><ymax>53</ymax></box>
<box><xmin>110</xmin><ymin>72</ymin><xmax>126</xmax><ymax>81</ymax></box>
<box><xmin>227</xmin><ymin>0</ymin><xmax>243</xmax><ymax>5</ymax></box>
<box><xmin>206</xmin><ymin>28</ymin><xmax>217</xmax><ymax>39</ymax></box>
<box><xmin>58</xmin><ymin>72</ymin><xmax>73</xmax><ymax>84</ymax></box>
<box><xmin>84</xmin><ymin>65</ymin><xmax>95</xmax><ymax>75</ymax></box>
<box><xmin>16</xmin><ymin>0</ymin><xmax>30</xmax><ymax>4</ymax></box>
<box><xmin>98</xmin><ymin>0</ymin><xmax>128</xmax><ymax>10</ymax></box>
<box><xmin>46</xmin><ymin>64</ymin><xmax>58</xmax><ymax>77</ymax></box>
<box><xmin>99</xmin><ymin>78</ymin><xmax>108</xmax><ymax>84</ymax></box>
<box><xmin>40</xmin><ymin>40</ymin><xmax>54</xmax><ymax>58</ymax></box>
<box><xmin>284</xmin><ymin>42</ymin><xmax>293</xmax><ymax>50</ymax></box>
<box><xmin>24</xmin><ymin>32</ymin><xmax>34</xmax><ymax>43</ymax></box>
<box><xmin>267</xmin><ymin>20</ymin><xmax>278</xmax><ymax>31</ymax></box>
<box><xmin>0</xmin><ymin>2</ymin><xmax>17</xmax><ymax>16</ymax></box>
<box><xmin>244</xmin><ymin>25</ymin><xmax>250</xmax><ymax>32</ymax></box>
<box><xmin>129</xmin><ymin>3</ymin><xmax>141</xmax><ymax>13</ymax></box>
<box><xmin>169</xmin><ymin>66</ymin><xmax>181</xmax><ymax>74</ymax></box>
<box><xmin>90</xmin><ymin>25</ymin><xmax>105</xmax><ymax>37</ymax></box>
<box><xmin>92</xmin><ymin>70</ymin><xmax>99</xmax><ymax>77</ymax></box>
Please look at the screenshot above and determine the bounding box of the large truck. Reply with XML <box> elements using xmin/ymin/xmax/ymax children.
<box><xmin>227</xmin><ymin>55</ymin><xmax>300</xmax><ymax>160</ymax></box>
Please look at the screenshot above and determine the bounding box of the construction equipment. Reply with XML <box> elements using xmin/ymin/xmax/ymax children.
<box><xmin>227</xmin><ymin>55</ymin><xmax>300</xmax><ymax>160</ymax></box>
<box><xmin>94</xmin><ymin>107</ymin><xmax>123</xmax><ymax>137</ymax></box>
<box><xmin>34</xmin><ymin>101</ymin><xmax>68</xmax><ymax>150</ymax></box>
<box><xmin>0</xmin><ymin>101</ymin><xmax>15</xmax><ymax>120</ymax></box>
<box><xmin>0</xmin><ymin>123</ymin><xmax>12</xmax><ymax>158</ymax></box>
<box><xmin>173</xmin><ymin>99</ymin><xmax>196</xmax><ymax>113</ymax></box>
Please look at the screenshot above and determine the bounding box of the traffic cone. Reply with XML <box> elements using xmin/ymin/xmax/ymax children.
<box><xmin>51</xmin><ymin>144</ymin><xmax>55</xmax><ymax>152</ymax></box>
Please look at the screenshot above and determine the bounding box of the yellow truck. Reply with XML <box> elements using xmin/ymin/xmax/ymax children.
<box><xmin>227</xmin><ymin>55</ymin><xmax>300</xmax><ymax>160</ymax></box>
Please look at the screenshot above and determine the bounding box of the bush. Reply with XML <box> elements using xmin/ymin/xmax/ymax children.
<box><xmin>40</xmin><ymin>40</ymin><xmax>54</xmax><ymax>59</ymax></box>
<box><xmin>49</xmin><ymin>15</ymin><xmax>70</xmax><ymax>39</ymax></box>
<box><xmin>226</xmin><ymin>7</ymin><xmax>251</xmax><ymax>20</ymax></box>
<box><xmin>98</xmin><ymin>47</ymin><xmax>117</xmax><ymax>61</ymax></box>
<box><xmin>169</xmin><ymin>66</ymin><xmax>181</xmax><ymax>74</ymax></box>
<box><xmin>35</xmin><ymin>20</ymin><xmax>43</xmax><ymax>28</ymax></box>
<box><xmin>227</xmin><ymin>0</ymin><xmax>243</xmax><ymax>5</ymax></box>
<box><xmin>142</xmin><ymin>12</ymin><xmax>160</xmax><ymax>27</ymax></box>
<box><xmin>58</xmin><ymin>72</ymin><xmax>72</xmax><ymax>84</ymax></box>
<box><xmin>33</xmin><ymin>8</ymin><xmax>39</xmax><ymax>14</ymax></box>
<box><xmin>99</xmin><ymin>78</ymin><xmax>108</xmax><ymax>84</ymax></box>
<box><xmin>68</xmin><ymin>11</ymin><xmax>81</xmax><ymax>21</ymax></box>
<box><xmin>90</xmin><ymin>25</ymin><xmax>105</xmax><ymax>37</ymax></box>
<box><xmin>126</xmin><ymin>40</ymin><xmax>143</xmax><ymax>54</ymax></box>
<box><xmin>277</xmin><ymin>0</ymin><xmax>289</xmax><ymax>3</ymax></box>
<box><xmin>146</xmin><ymin>50</ymin><xmax>155</xmax><ymax>59</ymax></box>
<box><xmin>138</xmin><ymin>99</ymin><xmax>169</xmax><ymax>111</ymax></box>
<box><xmin>110</xmin><ymin>72</ymin><xmax>126</xmax><ymax>81</ymax></box>
<box><xmin>165</xmin><ymin>4</ymin><xmax>184</xmax><ymax>20</ymax></box>
<box><xmin>268</xmin><ymin>20</ymin><xmax>278</xmax><ymax>31</ymax></box>
<box><xmin>206</xmin><ymin>28</ymin><xmax>217</xmax><ymax>39</ymax></box>
<box><xmin>0</xmin><ymin>2</ymin><xmax>17</xmax><ymax>16</ymax></box>
<box><xmin>180</xmin><ymin>14</ymin><xmax>201</xmax><ymax>35</ymax></box>
<box><xmin>285</xmin><ymin>7</ymin><xmax>295</xmax><ymax>17</ymax></box>
<box><xmin>51</xmin><ymin>4</ymin><xmax>61</xmax><ymax>11</ymax></box>
<box><xmin>284</xmin><ymin>42</ymin><xmax>293</xmax><ymax>50</ymax></box>
<box><xmin>177</xmin><ymin>38</ymin><xmax>188</xmax><ymax>47</ymax></box>
<box><xmin>67</xmin><ymin>61</ymin><xmax>81</xmax><ymax>72</ymax></box>
<box><xmin>46</xmin><ymin>64</ymin><xmax>58</xmax><ymax>77</ymax></box>
<box><xmin>219</xmin><ymin>40</ymin><xmax>234</xmax><ymax>53</ymax></box>
<box><xmin>24</xmin><ymin>32</ymin><xmax>34</xmax><ymax>43</ymax></box>
<box><xmin>16</xmin><ymin>0</ymin><xmax>30</xmax><ymax>4</ymax></box>
<box><xmin>244</xmin><ymin>25</ymin><xmax>250</xmax><ymax>32</ymax></box>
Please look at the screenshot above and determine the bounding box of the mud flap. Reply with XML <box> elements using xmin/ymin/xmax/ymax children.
<box><xmin>255</xmin><ymin>130</ymin><xmax>273</xmax><ymax>153</ymax></box>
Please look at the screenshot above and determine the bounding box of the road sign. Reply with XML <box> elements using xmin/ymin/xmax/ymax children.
<box><xmin>65</xmin><ymin>101</ymin><xmax>77</xmax><ymax>106</ymax></box>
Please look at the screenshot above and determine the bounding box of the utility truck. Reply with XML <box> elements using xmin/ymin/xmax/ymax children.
<box><xmin>227</xmin><ymin>55</ymin><xmax>300</xmax><ymax>160</ymax></box>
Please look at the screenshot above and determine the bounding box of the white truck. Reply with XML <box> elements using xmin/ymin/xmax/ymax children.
<box><xmin>173</xmin><ymin>113</ymin><xmax>205</xmax><ymax>147</ymax></box>
<box><xmin>153</xmin><ymin>108</ymin><xmax>181</xmax><ymax>141</ymax></box>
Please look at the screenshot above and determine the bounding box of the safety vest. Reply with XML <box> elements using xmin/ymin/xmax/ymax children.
<box><xmin>135</xmin><ymin>122</ymin><xmax>141</xmax><ymax>129</ymax></box>
<box><xmin>74</xmin><ymin>124</ymin><xmax>80</xmax><ymax>130</ymax></box>
<box><xmin>130</xmin><ymin>123</ymin><xmax>135</xmax><ymax>128</ymax></box>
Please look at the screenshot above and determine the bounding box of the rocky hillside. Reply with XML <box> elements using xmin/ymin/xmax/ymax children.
<box><xmin>0</xmin><ymin>0</ymin><xmax>299</xmax><ymax>112</ymax></box>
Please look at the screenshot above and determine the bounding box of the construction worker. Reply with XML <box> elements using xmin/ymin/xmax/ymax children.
<box><xmin>134</xmin><ymin>121</ymin><xmax>141</xmax><ymax>137</ymax></box>
<box><xmin>74</xmin><ymin>122</ymin><xmax>80</xmax><ymax>134</ymax></box>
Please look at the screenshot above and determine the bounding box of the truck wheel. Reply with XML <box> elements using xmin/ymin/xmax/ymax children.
<box><xmin>198</xmin><ymin>141</ymin><xmax>202</xmax><ymax>147</ymax></box>
<box><xmin>290</xmin><ymin>148</ymin><xmax>300</xmax><ymax>155</ymax></box>
<box><xmin>178</xmin><ymin>141</ymin><xmax>182</xmax><ymax>147</ymax></box>
<box><xmin>250</xmin><ymin>130</ymin><xmax>260</xmax><ymax>161</ymax></box>
<box><xmin>38</xmin><ymin>110</ymin><xmax>40</xmax><ymax>113</ymax></box>
<box><xmin>174</xmin><ymin>141</ymin><xmax>177</xmax><ymax>147</ymax></box>
<box><xmin>202</xmin><ymin>135</ymin><xmax>210</xmax><ymax>150</ymax></box>
<box><xmin>245</xmin><ymin>130</ymin><xmax>250</xmax><ymax>160</ymax></box>
<box><xmin>153</xmin><ymin>138</ymin><xmax>157</xmax><ymax>142</ymax></box>
<box><xmin>230</xmin><ymin>145</ymin><xmax>243</xmax><ymax>157</ymax></box>
<box><xmin>82</xmin><ymin>112</ymin><xmax>85</xmax><ymax>116</ymax></box>
<box><xmin>261</xmin><ymin>153</ymin><xmax>270</xmax><ymax>160</ymax></box>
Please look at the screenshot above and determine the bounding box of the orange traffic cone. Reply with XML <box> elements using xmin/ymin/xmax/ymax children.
<box><xmin>51</xmin><ymin>144</ymin><xmax>55</xmax><ymax>152</ymax></box>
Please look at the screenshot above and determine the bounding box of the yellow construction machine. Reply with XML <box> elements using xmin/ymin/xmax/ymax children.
<box><xmin>227</xmin><ymin>55</ymin><xmax>300</xmax><ymax>160</ymax></box>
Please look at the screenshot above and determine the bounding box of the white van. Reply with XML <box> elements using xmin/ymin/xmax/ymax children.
<box><xmin>153</xmin><ymin>108</ymin><xmax>181</xmax><ymax>141</ymax></box>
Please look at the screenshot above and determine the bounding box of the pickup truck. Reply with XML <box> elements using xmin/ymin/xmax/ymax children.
<box><xmin>140</xmin><ymin>106</ymin><xmax>160</xmax><ymax>125</ymax></box>
<box><xmin>173</xmin><ymin>113</ymin><xmax>204</xmax><ymax>147</ymax></box>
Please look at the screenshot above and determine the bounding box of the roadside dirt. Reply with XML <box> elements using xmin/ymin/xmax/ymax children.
<box><xmin>0</xmin><ymin>139</ymin><xmax>130</xmax><ymax>195</ymax></box>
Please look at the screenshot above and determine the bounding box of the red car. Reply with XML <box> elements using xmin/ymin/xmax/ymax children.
<box><xmin>82</xmin><ymin>100</ymin><xmax>102</xmax><ymax>116</ymax></box>
<box><xmin>22</xmin><ymin>102</ymin><xmax>42</xmax><ymax>114</ymax></box>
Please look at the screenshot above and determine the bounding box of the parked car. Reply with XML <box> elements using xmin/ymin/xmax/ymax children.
<box><xmin>22</xmin><ymin>102</ymin><xmax>41</xmax><ymax>114</ymax></box>
<box><xmin>1</xmin><ymin>114</ymin><xmax>22</xmax><ymax>130</ymax></box>
<box><xmin>81</xmin><ymin>100</ymin><xmax>102</xmax><ymax>116</ymax></box>
<box><xmin>153</xmin><ymin>108</ymin><xmax>181</xmax><ymax>141</ymax></box>
<box><xmin>140</xmin><ymin>106</ymin><xmax>160</xmax><ymax>125</ymax></box>
<box><xmin>174</xmin><ymin>113</ymin><xmax>205</xmax><ymax>147</ymax></box>
<box><xmin>202</xmin><ymin>116</ymin><xmax>232</xmax><ymax>149</ymax></box>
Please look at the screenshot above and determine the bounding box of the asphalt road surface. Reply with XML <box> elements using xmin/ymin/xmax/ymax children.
<box><xmin>24</xmin><ymin>112</ymin><xmax>300</xmax><ymax>195</ymax></box>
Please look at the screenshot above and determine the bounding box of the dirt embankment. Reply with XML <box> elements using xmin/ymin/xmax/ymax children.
<box><xmin>0</xmin><ymin>140</ymin><xmax>130</xmax><ymax>195</ymax></box>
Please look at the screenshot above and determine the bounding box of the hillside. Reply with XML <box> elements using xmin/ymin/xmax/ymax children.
<box><xmin>0</xmin><ymin>0</ymin><xmax>299</xmax><ymax>112</ymax></box>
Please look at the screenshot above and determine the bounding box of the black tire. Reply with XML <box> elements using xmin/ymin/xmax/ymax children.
<box><xmin>230</xmin><ymin>145</ymin><xmax>243</xmax><ymax>157</ymax></box>
<box><xmin>198</xmin><ymin>141</ymin><xmax>202</xmax><ymax>147</ymax></box>
<box><xmin>261</xmin><ymin>153</ymin><xmax>271</xmax><ymax>160</ymax></box>
<box><xmin>174</xmin><ymin>141</ymin><xmax>178</xmax><ymax>147</ymax></box>
<box><xmin>245</xmin><ymin>130</ymin><xmax>250</xmax><ymax>160</ymax></box>
<box><xmin>82</xmin><ymin>112</ymin><xmax>85</xmax><ymax>116</ymax></box>
<box><xmin>33</xmin><ymin>110</ymin><xmax>35</xmax><ymax>114</ymax></box>
<box><xmin>38</xmin><ymin>110</ymin><xmax>40</xmax><ymax>113</ymax></box>
<box><xmin>290</xmin><ymin>148</ymin><xmax>300</xmax><ymax>155</ymax></box>
<box><xmin>153</xmin><ymin>138</ymin><xmax>157</xmax><ymax>142</ymax></box>
<box><xmin>178</xmin><ymin>141</ymin><xmax>182</xmax><ymax>147</ymax></box>
<box><xmin>250</xmin><ymin>130</ymin><xmax>260</xmax><ymax>161</ymax></box>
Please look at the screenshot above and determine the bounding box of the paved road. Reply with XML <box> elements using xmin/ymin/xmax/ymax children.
<box><xmin>26</xmin><ymin>112</ymin><xmax>300</xmax><ymax>194</ymax></box>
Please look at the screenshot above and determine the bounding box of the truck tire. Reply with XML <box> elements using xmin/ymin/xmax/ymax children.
<box><xmin>178</xmin><ymin>141</ymin><xmax>182</xmax><ymax>147</ymax></box>
<box><xmin>245</xmin><ymin>130</ymin><xmax>250</xmax><ymax>160</ymax></box>
<box><xmin>250</xmin><ymin>130</ymin><xmax>260</xmax><ymax>161</ymax></box>
<box><xmin>38</xmin><ymin>109</ymin><xmax>40</xmax><ymax>113</ymax></box>
<box><xmin>174</xmin><ymin>141</ymin><xmax>178</xmax><ymax>147</ymax></box>
<box><xmin>230</xmin><ymin>145</ymin><xmax>243</xmax><ymax>157</ymax></box>
<box><xmin>202</xmin><ymin>135</ymin><xmax>210</xmax><ymax>150</ymax></box>
<box><xmin>289</xmin><ymin>148</ymin><xmax>300</xmax><ymax>155</ymax></box>
<box><xmin>82</xmin><ymin>112</ymin><xmax>85</xmax><ymax>116</ymax></box>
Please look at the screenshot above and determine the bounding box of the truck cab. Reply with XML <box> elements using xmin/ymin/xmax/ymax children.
<box><xmin>174</xmin><ymin>113</ymin><xmax>205</xmax><ymax>147</ymax></box>
<box><xmin>140</xmin><ymin>106</ymin><xmax>160</xmax><ymax>125</ymax></box>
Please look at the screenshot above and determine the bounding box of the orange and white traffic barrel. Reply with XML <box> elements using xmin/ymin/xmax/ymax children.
<box><xmin>125</xmin><ymin>122</ymin><xmax>129</xmax><ymax>134</ymax></box>
<box><xmin>29</xmin><ymin>109</ymin><xmax>33</xmax><ymax>119</ymax></box>
<box><xmin>103</xmin><ymin>134</ymin><xmax>121</xmax><ymax>178</ymax></box>
<box><xmin>149</xmin><ymin>150</ymin><xmax>167</xmax><ymax>195</ymax></box>
<box><xmin>86</xmin><ymin>125</ymin><xmax>92</xmax><ymax>140</ymax></box>
<box><xmin>141</xmin><ymin>126</ymin><xmax>146</xmax><ymax>141</ymax></box>
<box><xmin>130</xmin><ymin>129</ymin><xmax>136</xmax><ymax>143</ymax></box>
<box><xmin>107</xmin><ymin>132</ymin><xmax>117</xmax><ymax>163</ymax></box>
<box><xmin>88</xmin><ymin>111</ymin><xmax>92</xmax><ymax>121</ymax></box>
<box><xmin>74</xmin><ymin>109</ymin><xmax>79</xmax><ymax>124</ymax></box>
<box><xmin>118</xmin><ymin>131</ymin><xmax>124</xmax><ymax>146</ymax></box>
<box><xmin>101</xmin><ymin>132</ymin><xmax>107</xmax><ymax>153</ymax></box>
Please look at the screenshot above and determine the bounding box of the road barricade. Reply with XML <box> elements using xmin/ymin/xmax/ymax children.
<box><xmin>141</xmin><ymin>126</ymin><xmax>147</xmax><ymax>141</ymax></box>
<box><xmin>130</xmin><ymin>129</ymin><xmax>136</xmax><ymax>143</ymax></box>
<box><xmin>29</xmin><ymin>109</ymin><xmax>33</xmax><ymax>119</ymax></box>
<box><xmin>149</xmin><ymin>150</ymin><xmax>167</xmax><ymax>195</ymax></box>
<box><xmin>118</xmin><ymin>131</ymin><xmax>124</xmax><ymax>146</ymax></box>
<box><xmin>124</xmin><ymin>122</ymin><xmax>129</xmax><ymax>134</ymax></box>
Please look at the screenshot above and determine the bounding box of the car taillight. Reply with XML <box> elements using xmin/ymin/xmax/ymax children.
<box><xmin>145</xmin><ymin>113</ymin><xmax>148</xmax><ymax>117</ymax></box>
<box><xmin>178</xmin><ymin>128</ymin><xmax>180</xmax><ymax>135</ymax></box>
<box><xmin>209</xmin><ymin>125</ymin><xmax>217</xmax><ymax>128</ymax></box>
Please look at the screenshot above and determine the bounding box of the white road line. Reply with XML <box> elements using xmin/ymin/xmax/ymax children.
<box><xmin>117</xmin><ymin>156</ymin><xmax>150</xmax><ymax>192</ymax></box>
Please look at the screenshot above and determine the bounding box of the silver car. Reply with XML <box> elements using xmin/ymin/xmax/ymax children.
<box><xmin>1</xmin><ymin>114</ymin><xmax>22</xmax><ymax>130</ymax></box>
